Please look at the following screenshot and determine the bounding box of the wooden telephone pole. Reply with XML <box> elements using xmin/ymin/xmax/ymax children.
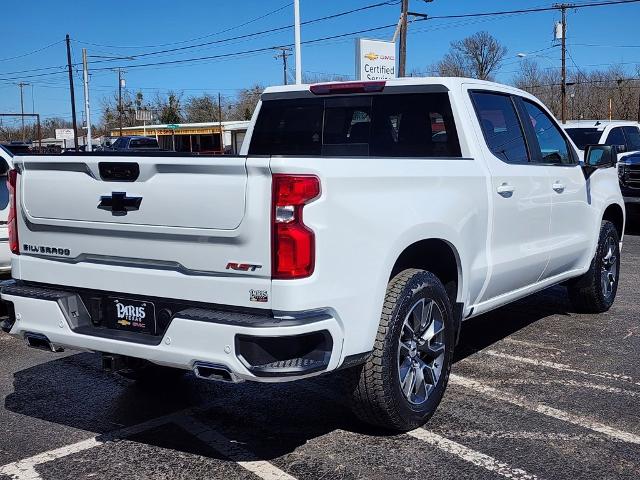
<box><xmin>65</xmin><ymin>34</ymin><xmax>79</xmax><ymax>150</ymax></box>
<box><xmin>554</xmin><ymin>4</ymin><xmax>573</xmax><ymax>124</ymax></box>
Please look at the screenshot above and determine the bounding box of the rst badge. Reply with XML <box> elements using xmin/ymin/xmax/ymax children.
<box><xmin>226</xmin><ymin>262</ymin><xmax>262</xmax><ymax>272</ymax></box>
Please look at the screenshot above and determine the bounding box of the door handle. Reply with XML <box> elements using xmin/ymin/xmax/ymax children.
<box><xmin>496</xmin><ymin>183</ymin><xmax>515</xmax><ymax>197</ymax></box>
<box><xmin>552</xmin><ymin>182</ymin><xmax>565</xmax><ymax>193</ymax></box>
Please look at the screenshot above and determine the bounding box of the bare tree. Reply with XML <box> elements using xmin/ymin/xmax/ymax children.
<box><xmin>437</xmin><ymin>31</ymin><xmax>507</xmax><ymax>80</ymax></box>
<box><xmin>513</xmin><ymin>59</ymin><xmax>640</xmax><ymax>121</ymax></box>
<box><xmin>228</xmin><ymin>84</ymin><xmax>264</xmax><ymax>121</ymax></box>
<box><xmin>184</xmin><ymin>94</ymin><xmax>227</xmax><ymax>123</ymax></box>
<box><xmin>154</xmin><ymin>91</ymin><xmax>183</xmax><ymax>124</ymax></box>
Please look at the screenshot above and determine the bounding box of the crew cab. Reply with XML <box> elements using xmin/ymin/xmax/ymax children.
<box><xmin>1</xmin><ymin>78</ymin><xmax>624</xmax><ymax>431</ymax></box>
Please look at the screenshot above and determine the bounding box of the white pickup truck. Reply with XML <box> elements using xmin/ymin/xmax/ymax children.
<box><xmin>1</xmin><ymin>78</ymin><xmax>624</xmax><ymax>431</ymax></box>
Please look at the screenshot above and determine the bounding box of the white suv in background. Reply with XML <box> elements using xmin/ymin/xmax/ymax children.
<box><xmin>0</xmin><ymin>146</ymin><xmax>13</xmax><ymax>273</ymax></box>
<box><xmin>564</xmin><ymin>120</ymin><xmax>640</xmax><ymax>158</ymax></box>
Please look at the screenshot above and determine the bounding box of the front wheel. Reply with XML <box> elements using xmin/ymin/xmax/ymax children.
<box><xmin>568</xmin><ymin>220</ymin><xmax>621</xmax><ymax>313</ymax></box>
<box><xmin>346</xmin><ymin>269</ymin><xmax>455</xmax><ymax>431</ymax></box>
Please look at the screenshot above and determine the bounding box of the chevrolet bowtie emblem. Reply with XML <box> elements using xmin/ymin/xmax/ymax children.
<box><xmin>364</xmin><ymin>52</ymin><xmax>379</xmax><ymax>61</ymax></box>
<box><xmin>98</xmin><ymin>192</ymin><xmax>142</xmax><ymax>216</ymax></box>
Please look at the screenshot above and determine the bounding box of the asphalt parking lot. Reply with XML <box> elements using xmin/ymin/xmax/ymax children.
<box><xmin>1</xmin><ymin>211</ymin><xmax>639</xmax><ymax>480</ymax></box>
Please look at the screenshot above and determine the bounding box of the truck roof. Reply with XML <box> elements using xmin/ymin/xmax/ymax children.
<box><xmin>262</xmin><ymin>76</ymin><xmax>534</xmax><ymax>98</ymax></box>
<box><xmin>563</xmin><ymin>120</ymin><xmax>640</xmax><ymax>130</ymax></box>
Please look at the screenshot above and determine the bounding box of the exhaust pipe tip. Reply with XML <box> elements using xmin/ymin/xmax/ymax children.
<box><xmin>193</xmin><ymin>362</ymin><xmax>241</xmax><ymax>383</ymax></box>
<box><xmin>25</xmin><ymin>332</ymin><xmax>64</xmax><ymax>353</ymax></box>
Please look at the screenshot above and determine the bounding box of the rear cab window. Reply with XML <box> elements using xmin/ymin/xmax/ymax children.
<box><xmin>249</xmin><ymin>92</ymin><xmax>462</xmax><ymax>158</ymax></box>
<box><xmin>565</xmin><ymin>128</ymin><xmax>602</xmax><ymax>150</ymax></box>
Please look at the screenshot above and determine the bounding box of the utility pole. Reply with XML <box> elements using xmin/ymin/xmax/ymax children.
<box><xmin>82</xmin><ymin>48</ymin><xmax>92</xmax><ymax>152</ymax></box>
<box><xmin>274</xmin><ymin>47</ymin><xmax>292</xmax><ymax>85</ymax></box>
<box><xmin>118</xmin><ymin>69</ymin><xmax>125</xmax><ymax>137</ymax></box>
<box><xmin>65</xmin><ymin>34</ymin><xmax>79</xmax><ymax>150</ymax></box>
<box><xmin>218</xmin><ymin>92</ymin><xmax>224</xmax><ymax>153</ymax></box>
<box><xmin>17</xmin><ymin>82</ymin><xmax>28</xmax><ymax>142</ymax></box>
<box><xmin>293</xmin><ymin>0</ymin><xmax>302</xmax><ymax>84</ymax></box>
<box><xmin>398</xmin><ymin>0</ymin><xmax>431</xmax><ymax>77</ymax></box>
<box><xmin>399</xmin><ymin>0</ymin><xmax>409</xmax><ymax>77</ymax></box>
<box><xmin>554</xmin><ymin>4</ymin><xmax>573</xmax><ymax>124</ymax></box>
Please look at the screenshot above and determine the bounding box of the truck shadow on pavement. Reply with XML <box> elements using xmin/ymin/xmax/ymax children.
<box><xmin>4</xmin><ymin>284</ymin><xmax>577</xmax><ymax>462</ymax></box>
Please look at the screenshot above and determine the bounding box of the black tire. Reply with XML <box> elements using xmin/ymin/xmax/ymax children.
<box><xmin>568</xmin><ymin>220</ymin><xmax>621</xmax><ymax>313</ymax></box>
<box><xmin>345</xmin><ymin>269</ymin><xmax>455</xmax><ymax>431</ymax></box>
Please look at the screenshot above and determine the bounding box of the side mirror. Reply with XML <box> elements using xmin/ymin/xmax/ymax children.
<box><xmin>584</xmin><ymin>144</ymin><xmax>617</xmax><ymax>169</ymax></box>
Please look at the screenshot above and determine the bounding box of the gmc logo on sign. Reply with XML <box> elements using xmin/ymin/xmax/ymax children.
<box><xmin>226</xmin><ymin>263</ymin><xmax>262</xmax><ymax>272</ymax></box>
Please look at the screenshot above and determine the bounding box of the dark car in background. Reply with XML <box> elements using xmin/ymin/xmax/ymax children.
<box><xmin>106</xmin><ymin>136</ymin><xmax>161</xmax><ymax>152</ymax></box>
<box><xmin>618</xmin><ymin>153</ymin><xmax>640</xmax><ymax>204</ymax></box>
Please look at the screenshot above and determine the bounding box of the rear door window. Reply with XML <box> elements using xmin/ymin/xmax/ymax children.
<box><xmin>249</xmin><ymin>92</ymin><xmax>461</xmax><ymax>157</ymax></box>
<box><xmin>471</xmin><ymin>91</ymin><xmax>530</xmax><ymax>164</ymax></box>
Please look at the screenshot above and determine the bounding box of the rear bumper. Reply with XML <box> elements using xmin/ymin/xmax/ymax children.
<box><xmin>0</xmin><ymin>281</ymin><xmax>344</xmax><ymax>382</ymax></box>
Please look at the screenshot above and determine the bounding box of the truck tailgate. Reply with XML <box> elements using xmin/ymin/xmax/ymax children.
<box><xmin>14</xmin><ymin>155</ymin><xmax>272</xmax><ymax>306</ymax></box>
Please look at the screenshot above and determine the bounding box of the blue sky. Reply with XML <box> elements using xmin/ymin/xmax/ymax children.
<box><xmin>1</xmin><ymin>0</ymin><xmax>640</xmax><ymax>124</ymax></box>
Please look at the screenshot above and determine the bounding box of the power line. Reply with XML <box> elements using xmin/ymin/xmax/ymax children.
<box><xmin>2</xmin><ymin>0</ymin><xmax>638</xmax><ymax>84</ymax></box>
<box><xmin>0</xmin><ymin>40</ymin><xmax>64</xmax><ymax>63</ymax></box>
<box><xmin>84</xmin><ymin>1</ymin><xmax>399</xmax><ymax>63</ymax></box>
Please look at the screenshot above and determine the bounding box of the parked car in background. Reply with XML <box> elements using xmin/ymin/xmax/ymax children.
<box><xmin>564</xmin><ymin>121</ymin><xmax>640</xmax><ymax>204</ymax></box>
<box><xmin>0</xmin><ymin>145</ymin><xmax>13</xmax><ymax>273</ymax></box>
<box><xmin>1</xmin><ymin>142</ymin><xmax>31</xmax><ymax>155</ymax></box>
<box><xmin>106</xmin><ymin>136</ymin><xmax>161</xmax><ymax>152</ymax></box>
<box><xmin>564</xmin><ymin>120</ymin><xmax>640</xmax><ymax>158</ymax></box>
<box><xmin>618</xmin><ymin>152</ymin><xmax>640</xmax><ymax>204</ymax></box>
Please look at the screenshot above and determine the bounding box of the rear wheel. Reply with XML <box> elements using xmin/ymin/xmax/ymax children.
<box><xmin>346</xmin><ymin>269</ymin><xmax>455</xmax><ymax>431</ymax></box>
<box><xmin>568</xmin><ymin>220</ymin><xmax>620</xmax><ymax>313</ymax></box>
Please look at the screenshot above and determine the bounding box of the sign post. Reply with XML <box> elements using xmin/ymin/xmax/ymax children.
<box><xmin>55</xmin><ymin>128</ymin><xmax>75</xmax><ymax>150</ymax></box>
<box><xmin>135</xmin><ymin>109</ymin><xmax>153</xmax><ymax>136</ymax></box>
<box><xmin>167</xmin><ymin>123</ymin><xmax>179</xmax><ymax>151</ymax></box>
<box><xmin>355</xmin><ymin>39</ymin><xmax>397</xmax><ymax>81</ymax></box>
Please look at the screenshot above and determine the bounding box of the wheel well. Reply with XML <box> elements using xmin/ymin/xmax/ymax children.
<box><xmin>390</xmin><ymin>239</ymin><xmax>461</xmax><ymax>302</ymax></box>
<box><xmin>603</xmin><ymin>203</ymin><xmax>624</xmax><ymax>238</ymax></box>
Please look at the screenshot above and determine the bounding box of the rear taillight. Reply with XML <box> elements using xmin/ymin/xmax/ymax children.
<box><xmin>7</xmin><ymin>169</ymin><xmax>18</xmax><ymax>255</ymax></box>
<box><xmin>272</xmin><ymin>174</ymin><xmax>320</xmax><ymax>280</ymax></box>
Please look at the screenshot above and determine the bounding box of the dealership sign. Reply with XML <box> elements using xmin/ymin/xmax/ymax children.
<box><xmin>55</xmin><ymin>128</ymin><xmax>75</xmax><ymax>140</ymax></box>
<box><xmin>355</xmin><ymin>38</ymin><xmax>396</xmax><ymax>81</ymax></box>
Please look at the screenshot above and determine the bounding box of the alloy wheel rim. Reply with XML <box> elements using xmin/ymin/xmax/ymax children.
<box><xmin>601</xmin><ymin>236</ymin><xmax>618</xmax><ymax>299</ymax></box>
<box><xmin>397</xmin><ymin>298</ymin><xmax>446</xmax><ymax>405</ymax></box>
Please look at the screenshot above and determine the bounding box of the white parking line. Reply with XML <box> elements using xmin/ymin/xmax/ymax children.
<box><xmin>0</xmin><ymin>402</ymin><xmax>215</xmax><ymax>480</ymax></box>
<box><xmin>407</xmin><ymin>429</ymin><xmax>541</xmax><ymax>480</ymax></box>
<box><xmin>502</xmin><ymin>338</ymin><xmax>565</xmax><ymax>353</ymax></box>
<box><xmin>450</xmin><ymin>374</ymin><xmax>640</xmax><ymax>445</ymax></box>
<box><xmin>484</xmin><ymin>350</ymin><xmax>640</xmax><ymax>387</ymax></box>
<box><xmin>177</xmin><ymin>417</ymin><xmax>296</xmax><ymax>480</ymax></box>
<box><xmin>435</xmin><ymin>429</ymin><xmax>618</xmax><ymax>443</ymax></box>
<box><xmin>500</xmin><ymin>378</ymin><xmax>640</xmax><ymax>398</ymax></box>
<box><xmin>302</xmin><ymin>382</ymin><xmax>543</xmax><ymax>479</ymax></box>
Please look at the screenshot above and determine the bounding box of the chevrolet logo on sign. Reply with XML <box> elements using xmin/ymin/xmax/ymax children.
<box><xmin>364</xmin><ymin>52</ymin><xmax>379</xmax><ymax>61</ymax></box>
